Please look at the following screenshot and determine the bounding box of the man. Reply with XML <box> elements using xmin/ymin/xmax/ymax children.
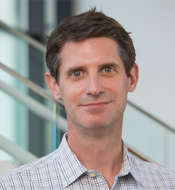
<box><xmin>0</xmin><ymin>8</ymin><xmax>175</xmax><ymax>190</ymax></box>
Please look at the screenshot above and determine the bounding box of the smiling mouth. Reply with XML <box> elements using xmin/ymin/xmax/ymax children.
<box><xmin>82</xmin><ymin>102</ymin><xmax>110</xmax><ymax>108</ymax></box>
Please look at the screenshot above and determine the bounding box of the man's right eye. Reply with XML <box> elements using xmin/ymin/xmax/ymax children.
<box><xmin>72</xmin><ymin>70</ymin><xmax>82</xmax><ymax>77</ymax></box>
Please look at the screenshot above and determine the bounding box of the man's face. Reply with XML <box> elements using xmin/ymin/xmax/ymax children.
<box><xmin>47</xmin><ymin>37</ymin><xmax>138</xmax><ymax>131</ymax></box>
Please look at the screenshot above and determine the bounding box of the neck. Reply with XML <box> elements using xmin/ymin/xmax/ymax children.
<box><xmin>67</xmin><ymin>118</ymin><xmax>123</xmax><ymax>189</ymax></box>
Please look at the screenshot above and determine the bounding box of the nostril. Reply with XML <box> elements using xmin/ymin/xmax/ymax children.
<box><xmin>85</xmin><ymin>83</ymin><xmax>105</xmax><ymax>96</ymax></box>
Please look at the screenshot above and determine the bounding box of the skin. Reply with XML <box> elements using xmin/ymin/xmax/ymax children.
<box><xmin>46</xmin><ymin>37</ymin><xmax>139</xmax><ymax>188</ymax></box>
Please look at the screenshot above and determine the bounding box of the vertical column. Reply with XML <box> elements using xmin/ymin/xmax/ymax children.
<box><xmin>28</xmin><ymin>0</ymin><xmax>45</xmax><ymax>158</ymax></box>
<box><xmin>57</xmin><ymin>0</ymin><xmax>72</xmax><ymax>24</ymax></box>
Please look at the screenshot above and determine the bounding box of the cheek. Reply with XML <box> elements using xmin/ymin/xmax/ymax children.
<box><xmin>62</xmin><ymin>82</ymin><xmax>85</xmax><ymax>105</ymax></box>
<box><xmin>108</xmin><ymin>80</ymin><xmax>128</xmax><ymax>100</ymax></box>
<box><xmin>107</xmin><ymin>79</ymin><xmax>122</xmax><ymax>92</ymax></box>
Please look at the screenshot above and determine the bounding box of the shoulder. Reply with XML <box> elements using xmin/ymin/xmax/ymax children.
<box><xmin>130</xmin><ymin>155</ymin><xmax>175</xmax><ymax>188</ymax></box>
<box><xmin>0</xmin><ymin>150</ymin><xmax>63</xmax><ymax>189</ymax></box>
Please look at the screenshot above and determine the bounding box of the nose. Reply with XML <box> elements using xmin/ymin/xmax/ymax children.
<box><xmin>85</xmin><ymin>74</ymin><xmax>105</xmax><ymax>96</ymax></box>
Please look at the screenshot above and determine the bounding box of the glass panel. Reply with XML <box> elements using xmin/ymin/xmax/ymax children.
<box><xmin>0</xmin><ymin>0</ymin><xmax>68</xmax><ymax>164</ymax></box>
<box><xmin>0</xmin><ymin>23</ymin><xmax>68</xmax><ymax>162</ymax></box>
<box><xmin>0</xmin><ymin>82</ymin><xmax>67</xmax><ymax>163</ymax></box>
<box><xmin>0</xmin><ymin>0</ymin><xmax>19</xmax><ymax>28</ymax></box>
<box><xmin>123</xmin><ymin>103</ymin><xmax>166</xmax><ymax>167</ymax></box>
<box><xmin>0</xmin><ymin>90</ymin><xmax>28</xmax><ymax>162</ymax></box>
<box><xmin>0</xmin><ymin>30</ymin><xmax>29</xmax><ymax>83</ymax></box>
<box><xmin>167</xmin><ymin>130</ymin><xmax>175</xmax><ymax>172</ymax></box>
<box><xmin>0</xmin><ymin>28</ymin><xmax>52</xmax><ymax>94</ymax></box>
<box><xmin>0</xmin><ymin>0</ymin><xmax>30</xmax><ymax>162</ymax></box>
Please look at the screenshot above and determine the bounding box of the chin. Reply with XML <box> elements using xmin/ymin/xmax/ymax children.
<box><xmin>82</xmin><ymin>118</ymin><xmax>110</xmax><ymax>129</ymax></box>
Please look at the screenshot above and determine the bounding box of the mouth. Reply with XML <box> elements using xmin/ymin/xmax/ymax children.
<box><xmin>82</xmin><ymin>101</ymin><xmax>110</xmax><ymax>108</ymax></box>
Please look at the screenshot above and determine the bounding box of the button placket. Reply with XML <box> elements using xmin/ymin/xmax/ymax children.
<box><xmin>87</xmin><ymin>171</ymin><xmax>97</xmax><ymax>187</ymax></box>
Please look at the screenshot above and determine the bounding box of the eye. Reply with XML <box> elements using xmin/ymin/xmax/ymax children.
<box><xmin>72</xmin><ymin>70</ymin><xmax>82</xmax><ymax>77</ymax></box>
<box><xmin>103</xmin><ymin>67</ymin><xmax>114</xmax><ymax>73</ymax></box>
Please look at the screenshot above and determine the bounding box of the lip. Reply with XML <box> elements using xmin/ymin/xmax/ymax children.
<box><xmin>82</xmin><ymin>101</ymin><xmax>110</xmax><ymax>108</ymax></box>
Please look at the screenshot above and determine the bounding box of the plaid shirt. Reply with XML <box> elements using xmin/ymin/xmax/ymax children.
<box><xmin>0</xmin><ymin>133</ymin><xmax>175</xmax><ymax>189</ymax></box>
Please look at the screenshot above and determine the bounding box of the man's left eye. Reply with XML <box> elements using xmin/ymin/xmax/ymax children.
<box><xmin>103</xmin><ymin>67</ymin><xmax>114</xmax><ymax>73</ymax></box>
<box><xmin>72</xmin><ymin>70</ymin><xmax>82</xmax><ymax>77</ymax></box>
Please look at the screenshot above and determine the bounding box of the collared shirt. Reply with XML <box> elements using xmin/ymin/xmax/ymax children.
<box><xmin>0</xmin><ymin>133</ymin><xmax>175</xmax><ymax>189</ymax></box>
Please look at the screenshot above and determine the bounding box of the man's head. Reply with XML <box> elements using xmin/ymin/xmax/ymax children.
<box><xmin>46</xmin><ymin>8</ymin><xmax>136</xmax><ymax>84</ymax></box>
<box><xmin>45</xmin><ymin>8</ymin><xmax>138</xmax><ymax>135</ymax></box>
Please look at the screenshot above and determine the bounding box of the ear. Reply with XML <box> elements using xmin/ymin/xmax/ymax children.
<box><xmin>45</xmin><ymin>72</ymin><xmax>61</xmax><ymax>100</ymax></box>
<box><xmin>128</xmin><ymin>64</ymin><xmax>139</xmax><ymax>92</ymax></box>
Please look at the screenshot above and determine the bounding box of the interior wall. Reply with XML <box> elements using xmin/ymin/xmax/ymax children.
<box><xmin>73</xmin><ymin>1</ymin><xmax>175</xmax><ymax>129</ymax></box>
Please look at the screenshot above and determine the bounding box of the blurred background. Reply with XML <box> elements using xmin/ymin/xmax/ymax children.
<box><xmin>0</xmin><ymin>0</ymin><xmax>175</xmax><ymax>174</ymax></box>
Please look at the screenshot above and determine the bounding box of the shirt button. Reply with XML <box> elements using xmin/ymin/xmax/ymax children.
<box><xmin>89</xmin><ymin>172</ymin><xmax>96</xmax><ymax>178</ymax></box>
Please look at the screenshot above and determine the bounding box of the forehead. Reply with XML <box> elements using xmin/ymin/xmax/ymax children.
<box><xmin>60</xmin><ymin>37</ymin><xmax>122</xmax><ymax>67</ymax></box>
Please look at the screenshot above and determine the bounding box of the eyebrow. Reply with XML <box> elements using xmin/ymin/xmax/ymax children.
<box><xmin>65</xmin><ymin>62</ymin><xmax>120</xmax><ymax>76</ymax></box>
<box><xmin>65</xmin><ymin>66</ymin><xmax>85</xmax><ymax>76</ymax></box>
<box><xmin>98</xmin><ymin>62</ymin><xmax>120</xmax><ymax>69</ymax></box>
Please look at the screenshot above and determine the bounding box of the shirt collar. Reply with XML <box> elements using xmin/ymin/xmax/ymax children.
<box><xmin>57</xmin><ymin>133</ymin><xmax>142</xmax><ymax>188</ymax></box>
<box><xmin>118</xmin><ymin>142</ymin><xmax>142</xmax><ymax>185</ymax></box>
<box><xmin>57</xmin><ymin>133</ymin><xmax>87</xmax><ymax>188</ymax></box>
